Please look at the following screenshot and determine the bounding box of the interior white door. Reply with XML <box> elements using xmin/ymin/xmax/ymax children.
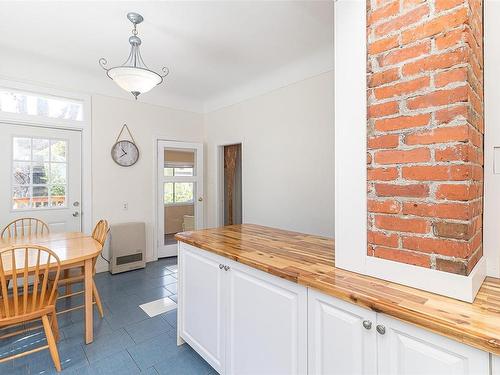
<box><xmin>226</xmin><ymin>259</ymin><xmax>308</xmax><ymax>375</ymax></box>
<box><xmin>308</xmin><ymin>289</ymin><xmax>377</xmax><ymax>375</ymax></box>
<box><xmin>179</xmin><ymin>243</ymin><xmax>226</xmax><ymax>374</ymax></box>
<box><xmin>377</xmin><ymin>313</ymin><xmax>489</xmax><ymax>375</ymax></box>
<box><xmin>0</xmin><ymin>124</ymin><xmax>82</xmax><ymax>233</ymax></box>
<box><xmin>157</xmin><ymin>140</ymin><xmax>204</xmax><ymax>258</ymax></box>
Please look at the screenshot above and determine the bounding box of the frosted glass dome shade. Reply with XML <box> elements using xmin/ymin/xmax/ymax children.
<box><xmin>107</xmin><ymin>67</ymin><xmax>162</xmax><ymax>95</ymax></box>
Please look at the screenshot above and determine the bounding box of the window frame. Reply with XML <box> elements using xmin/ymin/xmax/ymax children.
<box><xmin>11</xmin><ymin>135</ymin><xmax>69</xmax><ymax>212</ymax></box>
<box><xmin>0</xmin><ymin>87</ymin><xmax>84</xmax><ymax>123</ymax></box>
<box><xmin>163</xmin><ymin>162</ymin><xmax>195</xmax><ymax>206</ymax></box>
<box><xmin>164</xmin><ymin>181</ymin><xmax>195</xmax><ymax>206</ymax></box>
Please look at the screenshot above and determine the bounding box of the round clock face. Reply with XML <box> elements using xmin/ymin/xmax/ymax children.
<box><xmin>111</xmin><ymin>140</ymin><xmax>139</xmax><ymax>167</ymax></box>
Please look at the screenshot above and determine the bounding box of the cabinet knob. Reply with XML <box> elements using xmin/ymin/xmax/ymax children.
<box><xmin>219</xmin><ymin>264</ymin><xmax>224</xmax><ymax>269</ymax></box>
<box><xmin>362</xmin><ymin>320</ymin><xmax>372</xmax><ymax>330</ymax></box>
<box><xmin>376</xmin><ymin>325</ymin><xmax>386</xmax><ymax>335</ymax></box>
<box><xmin>223</xmin><ymin>265</ymin><xmax>230</xmax><ymax>271</ymax></box>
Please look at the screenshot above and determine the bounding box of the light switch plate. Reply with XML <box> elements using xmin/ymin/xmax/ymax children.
<box><xmin>494</xmin><ymin>147</ymin><xmax>500</xmax><ymax>174</ymax></box>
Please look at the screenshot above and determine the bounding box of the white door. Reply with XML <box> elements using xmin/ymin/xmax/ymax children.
<box><xmin>178</xmin><ymin>243</ymin><xmax>226</xmax><ymax>374</ymax></box>
<box><xmin>377</xmin><ymin>313</ymin><xmax>489</xmax><ymax>375</ymax></box>
<box><xmin>157</xmin><ymin>140</ymin><xmax>204</xmax><ymax>258</ymax></box>
<box><xmin>0</xmin><ymin>124</ymin><xmax>82</xmax><ymax>232</ymax></box>
<box><xmin>226</xmin><ymin>259</ymin><xmax>308</xmax><ymax>375</ymax></box>
<box><xmin>308</xmin><ymin>289</ymin><xmax>377</xmax><ymax>375</ymax></box>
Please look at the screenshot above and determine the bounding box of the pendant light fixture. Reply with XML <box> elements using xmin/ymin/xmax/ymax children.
<box><xmin>99</xmin><ymin>12</ymin><xmax>169</xmax><ymax>99</ymax></box>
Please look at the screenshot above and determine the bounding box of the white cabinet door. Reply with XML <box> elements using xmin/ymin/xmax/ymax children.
<box><xmin>377</xmin><ymin>314</ymin><xmax>489</xmax><ymax>375</ymax></box>
<box><xmin>178</xmin><ymin>243</ymin><xmax>226</xmax><ymax>374</ymax></box>
<box><xmin>492</xmin><ymin>355</ymin><xmax>500</xmax><ymax>375</ymax></box>
<box><xmin>308</xmin><ymin>289</ymin><xmax>377</xmax><ymax>375</ymax></box>
<box><xmin>226</xmin><ymin>260</ymin><xmax>307</xmax><ymax>375</ymax></box>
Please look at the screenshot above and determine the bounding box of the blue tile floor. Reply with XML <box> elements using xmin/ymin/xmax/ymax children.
<box><xmin>0</xmin><ymin>257</ymin><xmax>217</xmax><ymax>375</ymax></box>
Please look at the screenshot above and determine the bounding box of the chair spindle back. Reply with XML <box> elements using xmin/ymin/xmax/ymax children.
<box><xmin>0</xmin><ymin>245</ymin><xmax>61</xmax><ymax>320</ymax></box>
<box><xmin>92</xmin><ymin>220</ymin><xmax>109</xmax><ymax>247</ymax></box>
<box><xmin>1</xmin><ymin>218</ymin><xmax>49</xmax><ymax>239</ymax></box>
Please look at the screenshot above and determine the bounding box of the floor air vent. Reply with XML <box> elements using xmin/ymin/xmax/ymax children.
<box><xmin>110</xmin><ymin>222</ymin><xmax>146</xmax><ymax>274</ymax></box>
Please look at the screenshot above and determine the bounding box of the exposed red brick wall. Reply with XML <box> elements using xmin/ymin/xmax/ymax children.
<box><xmin>367</xmin><ymin>0</ymin><xmax>483</xmax><ymax>275</ymax></box>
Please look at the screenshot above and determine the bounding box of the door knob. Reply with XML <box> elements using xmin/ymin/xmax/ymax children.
<box><xmin>73</xmin><ymin>201</ymin><xmax>80</xmax><ymax>207</ymax></box>
<box><xmin>376</xmin><ymin>325</ymin><xmax>386</xmax><ymax>335</ymax></box>
<box><xmin>72</xmin><ymin>211</ymin><xmax>80</xmax><ymax>217</ymax></box>
<box><xmin>362</xmin><ymin>320</ymin><xmax>372</xmax><ymax>330</ymax></box>
<box><xmin>198</xmin><ymin>197</ymin><xmax>203</xmax><ymax>202</ymax></box>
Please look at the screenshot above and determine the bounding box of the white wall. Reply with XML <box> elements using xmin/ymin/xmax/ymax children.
<box><xmin>91</xmin><ymin>95</ymin><xmax>203</xmax><ymax>268</ymax></box>
<box><xmin>203</xmin><ymin>71</ymin><xmax>334</xmax><ymax>238</ymax></box>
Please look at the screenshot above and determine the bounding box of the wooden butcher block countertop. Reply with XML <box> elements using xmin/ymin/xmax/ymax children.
<box><xmin>175</xmin><ymin>224</ymin><xmax>500</xmax><ymax>356</ymax></box>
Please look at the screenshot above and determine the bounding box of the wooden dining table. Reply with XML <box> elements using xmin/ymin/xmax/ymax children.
<box><xmin>0</xmin><ymin>232</ymin><xmax>102</xmax><ymax>344</ymax></box>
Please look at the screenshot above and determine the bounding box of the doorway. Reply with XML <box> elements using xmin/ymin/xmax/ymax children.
<box><xmin>157</xmin><ymin>140</ymin><xmax>204</xmax><ymax>258</ymax></box>
<box><xmin>222</xmin><ymin>143</ymin><xmax>242</xmax><ymax>226</ymax></box>
<box><xmin>0</xmin><ymin>124</ymin><xmax>82</xmax><ymax>232</ymax></box>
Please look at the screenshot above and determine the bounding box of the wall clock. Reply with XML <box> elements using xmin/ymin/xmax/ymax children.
<box><xmin>111</xmin><ymin>124</ymin><xmax>140</xmax><ymax>167</ymax></box>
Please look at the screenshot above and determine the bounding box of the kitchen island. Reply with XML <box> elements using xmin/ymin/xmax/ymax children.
<box><xmin>176</xmin><ymin>224</ymin><xmax>500</xmax><ymax>375</ymax></box>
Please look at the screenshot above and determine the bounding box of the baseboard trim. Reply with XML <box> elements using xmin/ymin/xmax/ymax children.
<box><xmin>95</xmin><ymin>263</ymin><xmax>109</xmax><ymax>274</ymax></box>
<box><xmin>364</xmin><ymin>256</ymin><xmax>486</xmax><ymax>303</ymax></box>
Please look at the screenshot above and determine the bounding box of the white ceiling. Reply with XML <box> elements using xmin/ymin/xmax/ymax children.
<box><xmin>0</xmin><ymin>1</ymin><xmax>334</xmax><ymax>112</ymax></box>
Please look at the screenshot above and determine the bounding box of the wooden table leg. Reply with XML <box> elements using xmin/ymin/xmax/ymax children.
<box><xmin>64</xmin><ymin>269</ymin><xmax>72</xmax><ymax>294</ymax></box>
<box><xmin>84</xmin><ymin>258</ymin><xmax>93</xmax><ymax>344</ymax></box>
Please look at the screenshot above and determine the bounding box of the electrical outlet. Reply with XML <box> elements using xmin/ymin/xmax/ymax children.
<box><xmin>123</xmin><ymin>202</ymin><xmax>128</xmax><ymax>210</ymax></box>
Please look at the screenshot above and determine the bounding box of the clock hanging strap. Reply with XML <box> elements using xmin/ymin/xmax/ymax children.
<box><xmin>115</xmin><ymin>124</ymin><xmax>137</xmax><ymax>144</ymax></box>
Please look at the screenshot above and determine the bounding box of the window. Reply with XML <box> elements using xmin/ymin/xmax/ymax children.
<box><xmin>164</xmin><ymin>182</ymin><xmax>194</xmax><ymax>205</ymax></box>
<box><xmin>164</xmin><ymin>166</ymin><xmax>194</xmax><ymax>177</ymax></box>
<box><xmin>12</xmin><ymin>137</ymin><xmax>68</xmax><ymax>209</ymax></box>
<box><xmin>0</xmin><ymin>89</ymin><xmax>83</xmax><ymax>121</ymax></box>
<box><xmin>163</xmin><ymin>163</ymin><xmax>194</xmax><ymax>205</ymax></box>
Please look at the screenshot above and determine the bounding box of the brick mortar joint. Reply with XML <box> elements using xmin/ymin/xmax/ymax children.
<box><xmin>369</xmin><ymin>47</ymin><xmax>469</xmax><ymax>75</ymax></box>
<box><xmin>367</xmin><ymin>3</ymin><xmax>470</xmax><ymax>43</ymax></box>
<box><xmin>368</xmin><ymin>85</ymin><xmax>472</xmax><ymax>108</ymax></box>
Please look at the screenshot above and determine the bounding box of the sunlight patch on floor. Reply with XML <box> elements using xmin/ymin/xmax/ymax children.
<box><xmin>139</xmin><ymin>297</ymin><xmax>177</xmax><ymax>317</ymax></box>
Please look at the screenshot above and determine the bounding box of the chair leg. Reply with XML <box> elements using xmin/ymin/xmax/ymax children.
<box><xmin>42</xmin><ymin>315</ymin><xmax>61</xmax><ymax>372</ymax></box>
<box><xmin>92</xmin><ymin>280</ymin><xmax>104</xmax><ymax>318</ymax></box>
<box><xmin>50</xmin><ymin>308</ymin><xmax>60</xmax><ymax>342</ymax></box>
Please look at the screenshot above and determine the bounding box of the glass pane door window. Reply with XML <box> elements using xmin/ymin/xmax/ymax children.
<box><xmin>164</xmin><ymin>166</ymin><xmax>194</xmax><ymax>177</ymax></box>
<box><xmin>164</xmin><ymin>182</ymin><xmax>194</xmax><ymax>205</ymax></box>
<box><xmin>163</xmin><ymin>179</ymin><xmax>196</xmax><ymax>246</ymax></box>
<box><xmin>12</xmin><ymin>136</ymin><xmax>67</xmax><ymax>209</ymax></box>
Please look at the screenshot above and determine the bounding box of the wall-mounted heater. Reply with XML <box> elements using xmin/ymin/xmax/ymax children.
<box><xmin>109</xmin><ymin>222</ymin><xmax>146</xmax><ymax>274</ymax></box>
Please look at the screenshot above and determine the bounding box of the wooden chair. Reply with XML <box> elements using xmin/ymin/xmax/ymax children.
<box><xmin>1</xmin><ymin>218</ymin><xmax>49</xmax><ymax>239</ymax></box>
<box><xmin>56</xmin><ymin>220</ymin><xmax>109</xmax><ymax>318</ymax></box>
<box><xmin>0</xmin><ymin>245</ymin><xmax>61</xmax><ymax>372</ymax></box>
